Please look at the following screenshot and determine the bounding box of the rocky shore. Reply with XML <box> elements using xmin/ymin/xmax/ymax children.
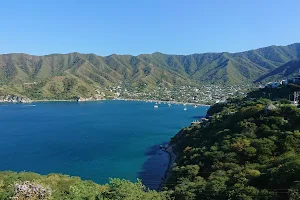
<box><xmin>77</xmin><ymin>96</ymin><xmax>105</xmax><ymax>102</ymax></box>
<box><xmin>0</xmin><ymin>95</ymin><xmax>32</xmax><ymax>103</ymax></box>
<box><xmin>0</xmin><ymin>95</ymin><xmax>106</xmax><ymax>103</ymax></box>
<box><xmin>159</xmin><ymin>143</ymin><xmax>177</xmax><ymax>190</ymax></box>
<box><xmin>164</xmin><ymin>144</ymin><xmax>176</xmax><ymax>179</ymax></box>
<box><xmin>158</xmin><ymin>128</ymin><xmax>188</xmax><ymax>190</ymax></box>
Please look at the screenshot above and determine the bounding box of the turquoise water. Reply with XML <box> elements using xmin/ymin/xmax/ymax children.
<box><xmin>0</xmin><ymin>100</ymin><xmax>208</xmax><ymax>189</ymax></box>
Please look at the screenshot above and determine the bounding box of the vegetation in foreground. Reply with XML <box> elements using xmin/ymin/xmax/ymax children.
<box><xmin>0</xmin><ymin>171</ymin><xmax>169</xmax><ymax>200</ymax></box>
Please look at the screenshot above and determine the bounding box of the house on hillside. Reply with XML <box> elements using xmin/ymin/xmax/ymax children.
<box><xmin>287</xmin><ymin>70</ymin><xmax>300</xmax><ymax>85</ymax></box>
<box><xmin>288</xmin><ymin>76</ymin><xmax>300</xmax><ymax>85</ymax></box>
<box><xmin>265</xmin><ymin>82</ymin><xmax>281</xmax><ymax>88</ymax></box>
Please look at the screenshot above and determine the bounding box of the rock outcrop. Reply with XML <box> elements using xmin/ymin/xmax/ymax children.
<box><xmin>77</xmin><ymin>94</ymin><xmax>105</xmax><ymax>102</ymax></box>
<box><xmin>0</xmin><ymin>95</ymin><xmax>32</xmax><ymax>103</ymax></box>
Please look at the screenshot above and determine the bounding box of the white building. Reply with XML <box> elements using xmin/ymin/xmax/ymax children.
<box><xmin>265</xmin><ymin>82</ymin><xmax>281</xmax><ymax>88</ymax></box>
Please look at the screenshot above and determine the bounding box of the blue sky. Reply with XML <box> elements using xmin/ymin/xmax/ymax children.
<box><xmin>0</xmin><ymin>0</ymin><xmax>299</xmax><ymax>55</ymax></box>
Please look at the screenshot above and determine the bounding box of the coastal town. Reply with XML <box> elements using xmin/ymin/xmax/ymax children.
<box><xmin>105</xmin><ymin>71</ymin><xmax>300</xmax><ymax>106</ymax></box>
<box><xmin>2</xmin><ymin>71</ymin><xmax>300</xmax><ymax>105</ymax></box>
<box><xmin>0</xmin><ymin>83</ymin><xmax>251</xmax><ymax>104</ymax></box>
<box><xmin>264</xmin><ymin>70</ymin><xmax>300</xmax><ymax>89</ymax></box>
<box><xmin>105</xmin><ymin>83</ymin><xmax>253</xmax><ymax>105</ymax></box>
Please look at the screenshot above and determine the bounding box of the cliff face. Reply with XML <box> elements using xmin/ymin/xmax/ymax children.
<box><xmin>0</xmin><ymin>95</ymin><xmax>32</xmax><ymax>103</ymax></box>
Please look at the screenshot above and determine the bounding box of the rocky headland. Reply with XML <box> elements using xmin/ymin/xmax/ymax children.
<box><xmin>0</xmin><ymin>95</ymin><xmax>32</xmax><ymax>103</ymax></box>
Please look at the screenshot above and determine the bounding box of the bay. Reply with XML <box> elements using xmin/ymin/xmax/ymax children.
<box><xmin>0</xmin><ymin>100</ymin><xmax>208</xmax><ymax>189</ymax></box>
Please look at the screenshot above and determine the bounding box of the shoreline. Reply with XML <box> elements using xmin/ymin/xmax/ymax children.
<box><xmin>33</xmin><ymin>99</ymin><xmax>104</xmax><ymax>102</ymax></box>
<box><xmin>159</xmin><ymin>143</ymin><xmax>176</xmax><ymax>190</ymax></box>
<box><xmin>0</xmin><ymin>98</ymin><xmax>211</xmax><ymax>106</ymax></box>
<box><xmin>158</xmin><ymin>129</ymin><xmax>187</xmax><ymax>190</ymax></box>
<box><xmin>0</xmin><ymin>99</ymin><xmax>104</xmax><ymax>103</ymax></box>
<box><xmin>112</xmin><ymin>98</ymin><xmax>211</xmax><ymax>106</ymax></box>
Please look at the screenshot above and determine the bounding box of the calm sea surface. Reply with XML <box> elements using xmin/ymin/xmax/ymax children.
<box><xmin>0</xmin><ymin>100</ymin><xmax>208</xmax><ymax>189</ymax></box>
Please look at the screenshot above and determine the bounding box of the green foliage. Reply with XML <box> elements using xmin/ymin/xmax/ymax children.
<box><xmin>21</xmin><ymin>81</ymin><xmax>47</xmax><ymax>99</ymax></box>
<box><xmin>102</xmin><ymin>179</ymin><xmax>169</xmax><ymax>200</ymax></box>
<box><xmin>0</xmin><ymin>172</ymin><xmax>169</xmax><ymax>200</ymax></box>
<box><xmin>255</xmin><ymin>59</ymin><xmax>300</xmax><ymax>83</ymax></box>
<box><xmin>167</xmin><ymin>97</ymin><xmax>300</xmax><ymax>199</ymax></box>
<box><xmin>279</xmin><ymin>98</ymin><xmax>291</xmax><ymax>104</ymax></box>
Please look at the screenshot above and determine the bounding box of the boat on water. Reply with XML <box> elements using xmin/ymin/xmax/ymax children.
<box><xmin>168</xmin><ymin>103</ymin><xmax>171</xmax><ymax>107</ymax></box>
<box><xmin>184</xmin><ymin>107</ymin><xmax>187</xmax><ymax>111</ymax></box>
<box><xmin>194</xmin><ymin>105</ymin><xmax>197</xmax><ymax>108</ymax></box>
<box><xmin>154</xmin><ymin>102</ymin><xmax>158</xmax><ymax>108</ymax></box>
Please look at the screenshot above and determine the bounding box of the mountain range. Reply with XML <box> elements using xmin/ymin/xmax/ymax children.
<box><xmin>0</xmin><ymin>43</ymin><xmax>299</xmax><ymax>99</ymax></box>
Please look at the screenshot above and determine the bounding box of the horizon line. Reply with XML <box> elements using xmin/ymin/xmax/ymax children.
<box><xmin>0</xmin><ymin>42</ymin><xmax>299</xmax><ymax>57</ymax></box>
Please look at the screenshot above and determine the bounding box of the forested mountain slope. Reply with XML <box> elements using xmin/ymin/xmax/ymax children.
<box><xmin>0</xmin><ymin>43</ymin><xmax>299</xmax><ymax>99</ymax></box>
<box><xmin>256</xmin><ymin>59</ymin><xmax>300</xmax><ymax>83</ymax></box>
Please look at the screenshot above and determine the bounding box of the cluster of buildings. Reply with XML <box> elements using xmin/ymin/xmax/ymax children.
<box><xmin>105</xmin><ymin>83</ymin><xmax>252</xmax><ymax>105</ymax></box>
<box><xmin>265</xmin><ymin>71</ymin><xmax>300</xmax><ymax>88</ymax></box>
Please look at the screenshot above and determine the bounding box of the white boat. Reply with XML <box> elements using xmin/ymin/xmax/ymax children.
<box><xmin>154</xmin><ymin>102</ymin><xmax>158</xmax><ymax>108</ymax></box>
<box><xmin>194</xmin><ymin>105</ymin><xmax>197</xmax><ymax>108</ymax></box>
<box><xmin>184</xmin><ymin>107</ymin><xmax>187</xmax><ymax>111</ymax></box>
<box><xmin>168</xmin><ymin>103</ymin><xmax>171</xmax><ymax>107</ymax></box>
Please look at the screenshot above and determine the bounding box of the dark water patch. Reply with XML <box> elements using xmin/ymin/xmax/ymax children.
<box><xmin>137</xmin><ymin>143</ymin><xmax>169</xmax><ymax>190</ymax></box>
<box><xmin>191</xmin><ymin>115</ymin><xmax>206</xmax><ymax>119</ymax></box>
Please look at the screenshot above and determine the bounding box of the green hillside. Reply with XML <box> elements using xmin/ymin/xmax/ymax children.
<box><xmin>0</xmin><ymin>43</ymin><xmax>299</xmax><ymax>99</ymax></box>
<box><xmin>255</xmin><ymin>59</ymin><xmax>300</xmax><ymax>83</ymax></box>
<box><xmin>165</xmin><ymin>97</ymin><xmax>300</xmax><ymax>199</ymax></box>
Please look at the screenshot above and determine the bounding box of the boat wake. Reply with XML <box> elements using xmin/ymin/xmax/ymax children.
<box><xmin>23</xmin><ymin>105</ymin><xmax>36</xmax><ymax>107</ymax></box>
